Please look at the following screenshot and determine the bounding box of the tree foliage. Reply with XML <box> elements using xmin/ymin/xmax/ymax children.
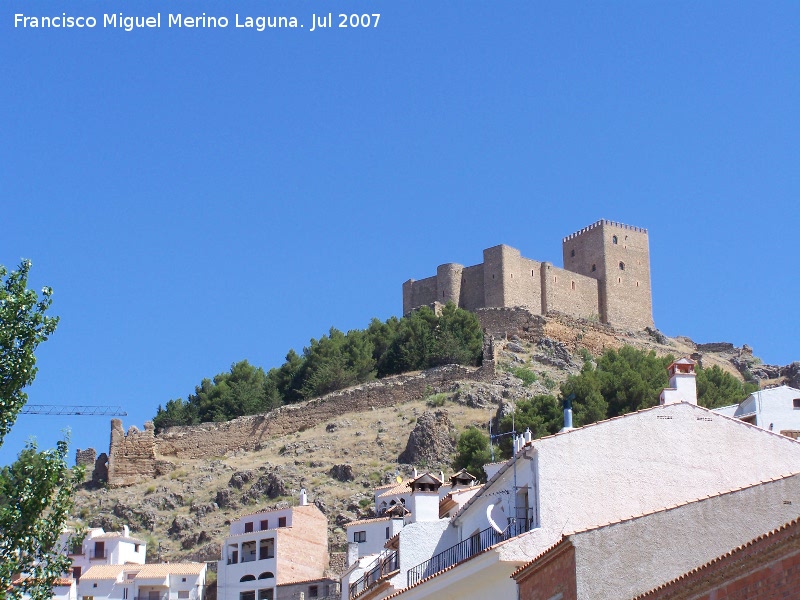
<box><xmin>0</xmin><ymin>260</ymin><xmax>81</xmax><ymax>600</ymax></box>
<box><xmin>498</xmin><ymin>395</ymin><xmax>562</xmax><ymax>456</ymax></box>
<box><xmin>452</xmin><ymin>427</ymin><xmax>492</xmax><ymax>482</ymax></box>
<box><xmin>153</xmin><ymin>303</ymin><xmax>483</xmax><ymax>430</ymax></box>
<box><xmin>695</xmin><ymin>364</ymin><xmax>758</xmax><ymax>409</ymax></box>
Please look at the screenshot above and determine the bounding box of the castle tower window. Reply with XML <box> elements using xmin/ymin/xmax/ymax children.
<box><xmin>618</xmin><ymin>277</ymin><xmax>622</xmax><ymax>283</ymax></box>
<box><xmin>619</xmin><ymin>262</ymin><xmax>625</xmax><ymax>271</ymax></box>
<box><xmin>570</xmin><ymin>249</ymin><xmax>575</xmax><ymax>257</ymax></box>
<box><xmin>591</xmin><ymin>264</ymin><xmax>596</xmax><ymax>272</ymax></box>
<box><xmin>612</xmin><ymin>235</ymin><xmax>618</xmax><ymax>244</ymax></box>
<box><xmin>531</xmin><ymin>270</ymin><xmax>534</xmax><ymax>276</ymax></box>
<box><xmin>571</xmin><ymin>281</ymin><xmax>575</xmax><ymax>290</ymax></box>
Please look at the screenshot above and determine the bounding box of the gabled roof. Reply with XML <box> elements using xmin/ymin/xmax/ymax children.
<box><xmin>81</xmin><ymin>565</ymin><xmax>129</xmax><ymax>580</ymax></box>
<box><xmin>376</xmin><ymin>481</ymin><xmax>411</xmax><ymax>498</ymax></box>
<box><xmin>91</xmin><ymin>532</ymin><xmax>147</xmax><ymax>544</ymax></box>
<box><xmin>345</xmin><ymin>516</ymin><xmax>391</xmax><ymax>528</ymax></box>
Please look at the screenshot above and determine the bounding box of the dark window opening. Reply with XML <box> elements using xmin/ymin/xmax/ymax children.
<box><xmin>619</xmin><ymin>262</ymin><xmax>625</xmax><ymax>270</ymax></box>
<box><xmin>241</xmin><ymin>592</ymin><xmax>256</xmax><ymax>600</ymax></box>
<box><xmin>591</xmin><ymin>264</ymin><xmax>596</xmax><ymax>272</ymax></box>
<box><xmin>244</xmin><ymin>522</ymin><xmax>254</xmax><ymax>533</ymax></box>
<box><xmin>612</xmin><ymin>235</ymin><xmax>618</xmax><ymax>244</ymax></box>
<box><xmin>386</xmin><ymin>526</ymin><xmax>390</xmax><ymax>539</ymax></box>
<box><xmin>278</xmin><ymin>517</ymin><xmax>287</xmax><ymax>528</ymax></box>
<box><xmin>793</xmin><ymin>399</ymin><xmax>800</xmax><ymax>409</ymax></box>
<box><xmin>309</xmin><ymin>586</ymin><xmax>319</xmax><ymax>598</ymax></box>
<box><xmin>570</xmin><ymin>249</ymin><xmax>575</xmax><ymax>257</ymax></box>
<box><xmin>618</xmin><ymin>277</ymin><xmax>621</xmax><ymax>283</ymax></box>
<box><xmin>354</xmin><ymin>531</ymin><xmax>366</xmax><ymax>543</ymax></box>
<box><xmin>571</xmin><ymin>281</ymin><xmax>575</xmax><ymax>290</ymax></box>
<box><xmin>257</xmin><ymin>590</ymin><xmax>273</xmax><ymax>600</ymax></box>
<box><xmin>260</xmin><ymin>520</ymin><xmax>269</xmax><ymax>531</ymax></box>
<box><xmin>241</xmin><ymin>575</ymin><xmax>256</xmax><ymax>583</ymax></box>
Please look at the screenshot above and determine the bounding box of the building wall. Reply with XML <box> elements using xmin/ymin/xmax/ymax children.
<box><xmin>274</xmin><ymin>505</ymin><xmax>329</xmax><ymax>586</ymax></box>
<box><xmin>638</xmin><ymin>519</ymin><xmax>800</xmax><ymax>600</ymax></box>
<box><xmin>515</xmin><ymin>542</ymin><xmax>577</xmax><ymax>600</ymax></box>
<box><xmin>404</xmin><ymin>220</ymin><xmax>654</xmax><ymax>330</ymax></box>
<box><xmin>107</xmin><ymin>420</ymin><xmax>157</xmax><ymax>488</ymax></box>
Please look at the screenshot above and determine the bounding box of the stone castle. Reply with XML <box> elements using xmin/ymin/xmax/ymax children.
<box><xmin>402</xmin><ymin>219</ymin><xmax>654</xmax><ymax>331</ymax></box>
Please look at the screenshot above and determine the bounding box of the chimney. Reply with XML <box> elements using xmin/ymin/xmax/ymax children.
<box><xmin>123</xmin><ymin>525</ymin><xmax>129</xmax><ymax>537</ymax></box>
<box><xmin>660</xmin><ymin>358</ymin><xmax>697</xmax><ymax>405</ymax></box>
<box><xmin>299</xmin><ymin>488</ymin><xmax>308</xmax><ymax>506</ymax></box>
<box><xmin>523</xmin><ymin>428</ymin><xmax>532</xmax><ymax>443</ymax></box>
<box><xmin>412</xmin><ymin>468</ymin><xmax>418</xmax><ymax>479</ymax></box>
<box><xmin>347</xmin><ymin>542</ymin><xmax>359</xmax><ymax>566</ymax></box>
<box><xmin>561</xmin><ymin>393</ymin><xmax>574</xmax><ymax>432</ymax></box>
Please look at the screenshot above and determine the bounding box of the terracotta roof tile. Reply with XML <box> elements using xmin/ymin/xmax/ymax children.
<box><xmin>136</xmin><ymin>563</ymin><xmax>206</xmax><ymax>578</ymax></box>
<box><xmin>81</xmin><ymin>565</ymin><xmax>129</xmax><ymax>580</ymax></box>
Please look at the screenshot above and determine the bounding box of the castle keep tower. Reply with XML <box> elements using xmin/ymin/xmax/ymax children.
<box><xmin>402</xmin><ymin>220</ymin><xmax>654</xmax><ymax>331</ymax></box>
<box><xmin>562</xmin><ymin>220</ymin><xmax>653</xmax><ymax>330</ymax></box>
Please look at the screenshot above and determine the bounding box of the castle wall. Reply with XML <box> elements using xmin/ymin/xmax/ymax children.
<box><xmin>541</xmin><ymin>263</ymin><xmax>600</xmax><ymax>321</ymax></box>
<box><xmin>459</xmin><ymin>264</ymin><xmax>485</xmax><ymax>311</ymax></box>
<box><xmin>436</xmin><ymin>263</ymin><xmax>463</xmax><ymax>305</ymax></box>
<box><xmin>403</xmin><ymin>276</ymin><xmax>437</xmax><ymax>315</ymax></box>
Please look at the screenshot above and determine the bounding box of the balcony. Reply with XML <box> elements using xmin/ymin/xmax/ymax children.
<box><xmin>348</xmin><ymin>551</ymin><xmax>398</xmax><ymax>600</ymax></box>
<box><xmin>406</xmin><ymin>519</ymin><xmax>532</xmax><ymax>587</ymax></box>
<box><xmin>135</xmin><ymin>594</ymin><xmax>168</xmax><ymax>600</ymax></box>
<box><xmin>89</xmin><ymin>549</ymin><xmax>108</xmax><ymax>560</ymax></box>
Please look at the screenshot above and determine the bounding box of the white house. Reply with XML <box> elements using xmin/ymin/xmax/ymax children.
<box><xmin>77</xmin><ymin>563</ymin><xmax>206</xmax><ymax>600</ymax></box>
<box><xmin>60</xmin><ymin>526</ymin><xmax>147</xmax><ymax>582</ymax></box>
<box><xmin>714</xmin><ymin>385</ymin><xmax>800</xmax><ymax>438</ymax></box>
<box><xmin>216</xmin><ymin>493</ymin><xmax>328</xmax><ymax>600</ymax></box>
<box><xmin>343</xmin><ymin>358</ymin><xmax>800</xmax><ymax>600</ymax></box>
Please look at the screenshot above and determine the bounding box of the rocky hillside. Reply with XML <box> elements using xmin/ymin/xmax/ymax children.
<box><xmin>70</xmin><ymin>315</ymin><xmax>799</xmax><ymax>567</ymax></box>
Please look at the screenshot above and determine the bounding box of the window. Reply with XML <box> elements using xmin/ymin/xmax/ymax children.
<box><xmin>793</xmin><ymin>399</ymin><xmax>800</xmax><ymax>409</ymax></box>
<box><xmin>93</xmin><ymin>584</ymin><xmax>98</xmax><ymax>588</ymax></box>
<box><xmin>245</xmin><ymin>522</ymin><xmax>254</xmax><ymax>533</ymax></box>
<box><xmin>591</xmin><ymin>264</ymin><xmax>596</xmax><ymax>272</ymax></box>
<box><xmin>178</xmin><ymin>592</ymin><xmax>189</xmax><ymax>599</ymax></box>
<box><xmin>260</xmin><ymin>519</ymin><xmax>269</xmax><ymax>531</ymax></box>
<box><xmin>84</xmin><ymin>596</ymin><xmax>94</xmax><ymax>600</ymax></box>
<box><xmin>570</xmin><ymin>249</ymin><xmax>575</xmax><ymax>257</ymax></box>
<box><xmin>259</xmin><ymin>539</ymin><xmax>275</xmax><ymax>560</ymax></box>
<box><xmin>73</xmin><ymin>567</ymin><xmax>82</xmax><ymax>581</ymax></box>
<box><xmin>386</xmin><ymin>526</ymin><xmax>390</xmax><ymax>539</ymax></box>
<box><xmin>258</xmin><ymin>572</ymin><xmax>274</xmax><ymax>580</ymax></box>
<box><xmin>241</xmin><ymin>592</ymin><xmax>256</xmax><ymax>600</ymax></box>
<box><xmin>123</xmin><ymin>589</ymin><xmax>128</xmax><ymax>600</ymax></box>
<box><xmin>134</xmin><ymin>544</ymin><xmax>140</xmax><ymax>552</ymax></box>
<box><xmin>612</xmin><ymin>235</ymin><xmax>618</xmax><ymax>244</ymax></box>
<box><xmin>571</xmin><ymin>281</ymin><xmax>575</xmax><ymax>290</ymax></box>
<box><xmin>619</xmin><ymin>262</ymin><xmax>625</xmax><ymax>270</ymax></box>
<box><xmin>309</xmin><ymin>585</ymin><xmax>319</xmax><ymax>598</ymax></box>
<box><xmin>278</xmin><ymin>517</ymin><xmax>286</xmax><ymax>528</ymax></box>
<box><xmin>241</xmin><ymin>575</ymin><xmax>256</xmax><ymax>582</ymax></box>
<box><xmin>257</xmin><ymin>590</ymin><xmax>273</xmax><ymax>600</ymax></box>
<box><xmin>354</xmin><ymin>531</ymin><xmax>366</xmax><ymax>543</ymax></box>
<box><xmin>181</xmin><ymin>578</ymin><xmax>187</xmax><ymax>583</ymax></box>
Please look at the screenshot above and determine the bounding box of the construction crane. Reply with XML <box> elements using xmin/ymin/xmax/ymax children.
<box><xmin>21</xmin><ymin>405</ymin><xmax>128</xmax><ymax>416</ymax></box>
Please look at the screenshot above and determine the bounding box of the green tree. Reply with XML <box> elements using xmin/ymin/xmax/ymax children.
<box><xmin>696</xmin><ymin>364</ymin><xmax>758</xmax><ymax>409</ymax></box>
<box><xmin>498</xmin><ymin>395</ymin><xmax>562</xmax><ymax>456</ymax></box>
<box><xmin>0</xmin><ymin>260</ymin><xmax>81</xmax><ymax>600</ymax></box>
<box><xmin>453</xmin><ymin>427</ymin><xmax>492</xmax><ymax>482</ymax></box>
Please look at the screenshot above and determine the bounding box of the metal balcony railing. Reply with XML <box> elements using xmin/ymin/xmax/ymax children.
<box><xmin>89</xmin><ymin>549</ymin><xmax>108</xmax><ymax>559</ymax></box>
<box><xmin>406</xmin><ymin>519</ymin><xmax>531</xmax><ymax>587</ymax></box>
<box><xmin>135</xmin><ymin>594</ymin><xmax>168</xmax><ymax>600</ymax></box>
<box><xmin>348</xmin><ymin>550</ymin><xmax>399</xmax><ymax>600</ymax></box>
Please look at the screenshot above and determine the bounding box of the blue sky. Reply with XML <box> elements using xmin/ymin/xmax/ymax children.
<box><xmin>2</xmin><ymin>1</ymin><xmax>798</xmax><ymax>465</ymax></box>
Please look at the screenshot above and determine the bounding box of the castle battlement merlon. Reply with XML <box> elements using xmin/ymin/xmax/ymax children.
<box><xmin>563</xmin><ymin>219</ymin><xmax>647</xmax><ymax>243</ymax></box>
<box><xmin>404</xmin><ymin>220</ymin><xmax>654</xmax><ymax>331</ymax></box>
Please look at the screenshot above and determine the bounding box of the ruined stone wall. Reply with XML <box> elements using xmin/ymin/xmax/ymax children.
<box><xmin>107</xmin><ymin>420</ymin><xmax>157</xmax><ymax>488</ymax></box>
<box><xmin>402</xmin><ymin>275</ymin><xmax>437</xmax><ymax>315</ymax></box>
<box><xmin>107</xmin><ymin>360</ymin><xmax>495</xmax><ymax>486</ymax></box>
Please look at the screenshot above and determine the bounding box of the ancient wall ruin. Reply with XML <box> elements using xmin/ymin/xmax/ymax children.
<box><xmin>107</xmin><ymin>359</ymin><xmax>495</xmax><ymax>487</ymax></box>
<box><xmin>403</xmin><ymin>220</ymin><xmax>653</xmax><ymax>331</ymax></box>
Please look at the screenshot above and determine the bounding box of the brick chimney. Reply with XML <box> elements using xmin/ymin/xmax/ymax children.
<box><xmin>660</xmin><ymin>358</ymin><xmax>697</xmax><ymax>405</ymax></box>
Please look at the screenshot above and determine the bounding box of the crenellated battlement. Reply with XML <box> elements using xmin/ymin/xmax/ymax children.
<box><xmin>563</xmin><ymin>219</ymin><xmax>647</xmax><ymax>243</ymax></box>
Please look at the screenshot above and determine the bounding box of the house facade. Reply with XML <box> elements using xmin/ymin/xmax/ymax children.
<box><xmin>60</xmin><ymin>526</ymin><xmax>147</xmax><ymax>583</ymax></box>
<box><xmin>216</xmin><ymin>494</ymin><xmax>328</xmax><ymax>600</ymax></box>
<box><xmin>714</xmin><ymin>385</ymin><xmax>800</xmax><ymax>438</ymax></box>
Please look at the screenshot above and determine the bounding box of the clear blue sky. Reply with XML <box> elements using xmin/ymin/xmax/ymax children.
<box><xmin>2</xmin><ymin>1</ymin><xmax>798</xmax><ymax>465</ymax></box>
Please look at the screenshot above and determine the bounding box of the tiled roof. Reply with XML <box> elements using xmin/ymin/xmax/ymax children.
<box><xmin>81</xmin><ymin>565</ymin><xmax>129</xmax><ymax>580</ymax></box>
<box><xmin>346</xmin><ymin>517</ymin><xmax>391</xmax><ymax>527</ymax></box>
<box><xmin>632</xmin><ymin>516</ymin><xmax>800</xmax><ymax>599</ymax></box>
<box><xmin>376</xmin><ymin>481</ymin><xmax>411</xmax><ymax>498</ymax></box>
<box><xmin>136</xmin><ymin>563</ymin><xmax>206</xmax><ymax>578</ymax></box>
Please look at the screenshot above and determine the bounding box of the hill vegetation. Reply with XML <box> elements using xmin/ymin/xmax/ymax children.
<box><xmin>153</xmin><ymin>304</ymin><xmax>483</xmax><ymax>430</ymax></box>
